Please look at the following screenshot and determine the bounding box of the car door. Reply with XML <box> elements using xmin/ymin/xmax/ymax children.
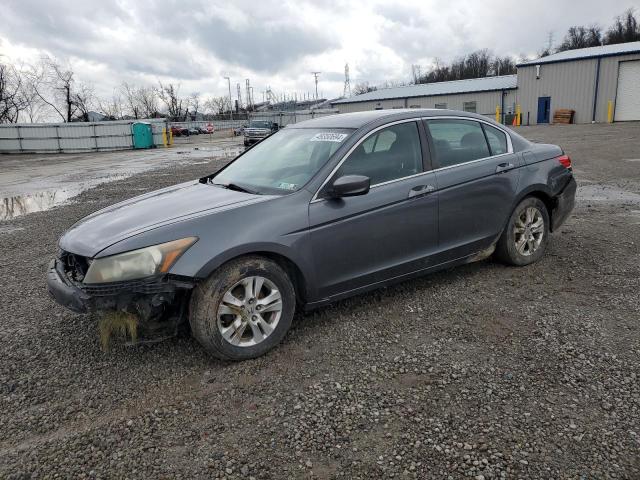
<box><xmin>423</xmin><ymin>118</ymin><xmax>522</xmax><ymax>261</ymax></box>
<box><xmin>308</xmin><ymin>120</ymin><xmax>439</xmax><ymax>299</ymax></box>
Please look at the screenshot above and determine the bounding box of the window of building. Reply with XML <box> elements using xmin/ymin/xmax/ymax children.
<box><xmin>335</xmin><ymin>122</ymin><xmax>423</xmax><ymax>185</ymax></box>
<box><xmin>463</xmin><ymin>101</ymin><xmax>477</xmax><ymax>113</ymax></box>
<box><xmin>435</xmin><ymin>103</ymin><xmax>447</xmax><ymax>109</ymax></box>
<box><xmin>482</xmin><ymin>124</ymin><xmax>508</xmax><ymax>155</ymax></box>
<box><xmin>425</xmin><ymin>119</ymin><xmax>490</xmax><ymax>168</ymax></box>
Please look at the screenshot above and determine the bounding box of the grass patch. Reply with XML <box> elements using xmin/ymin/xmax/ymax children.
<box><xmin>98</xmin><ymin>311</ymin><xmax>139</xmax><ymax>351</ymax></box>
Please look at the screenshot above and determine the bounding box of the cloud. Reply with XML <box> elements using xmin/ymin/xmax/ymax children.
<box><xmin>0</xmin><ymin>0</ymin><xmax>636</xmax><ymax>104</ymax></box>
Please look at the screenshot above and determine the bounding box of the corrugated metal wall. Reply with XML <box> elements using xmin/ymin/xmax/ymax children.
<box><xmin>0</xmin><ymin>119</ymin><xmax>168</xmax><ymax>153</ymax></box>
<box><xmin>517</xmin><ymin>53</ymin><xmax>640</xmax><ymax>124</ymax></box>
<box><xmin>249</xmin><ymin>110</ymin><xmax>338</xmax><ymax>126</ymax></box>
<box><xmin>334</xmin><ymin>90</ymin><xmax>516</xmax><ymax>118</ymax></box>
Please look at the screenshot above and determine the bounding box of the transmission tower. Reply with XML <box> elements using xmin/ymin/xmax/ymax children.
<box><xmin>343</xmin><ymin>63</ymin><xmax>351</xmax><ymax>98</ymax></box>
<box><xmin>236</xmin><ymin>83</ymin><xmax>242</xmax><ymax>110</ymax></box>
<box><xmin>311</xmin><ymin>71</ymin><xmax>321</xmax><ymax>100</ymax></box>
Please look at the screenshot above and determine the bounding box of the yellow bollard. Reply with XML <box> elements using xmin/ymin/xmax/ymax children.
<box><xmin>607</xmin><ymin>100</ymin><xmax>614</xmax><ymax>123</ymax></box>
<box><xmin>162</xmin><ymin>128</ymin><xmax>168</xmax><ymax>147</ymax></box>
<box><xmin>495</xmin><ymin>105</ymin><xmax>501</xmax><ymax>123</ymax></box>
<box><xmin>515</xmin><ymin>104</ymin><xmax>521</xmax><ymax>126</ymax></box>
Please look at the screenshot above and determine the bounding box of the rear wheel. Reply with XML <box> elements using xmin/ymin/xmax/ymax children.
<box><xmin>495</xmin><ymin>197</ymin><xmax>549</xmax><ymax>266</ymax></box>
<box><xmin>189</xmin><ymin>256</ymin><xmax>295</xmax><ymax>360</ymax></box>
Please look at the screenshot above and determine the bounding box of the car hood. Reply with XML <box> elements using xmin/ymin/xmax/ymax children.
<box><xmin>59</xmin><ymin>181</ymin><xmax>269</xmax><ymax>257</ymax></box>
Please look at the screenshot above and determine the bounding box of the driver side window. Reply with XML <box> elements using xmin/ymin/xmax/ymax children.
<box><xmin>335</xmin><ymin>121</ymin><xmax>423</xmax><ymax>186</ymax></box>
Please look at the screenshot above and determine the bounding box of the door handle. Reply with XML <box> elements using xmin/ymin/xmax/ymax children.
<box><xmin>408</xmin><ymin>184</ymin><xmax>436</xmax><ymax>198</ymax></box>
<box><xmin>495</xmin><ymin>162</ymin><xmax>515</xmax><ymax>174</ymax></box>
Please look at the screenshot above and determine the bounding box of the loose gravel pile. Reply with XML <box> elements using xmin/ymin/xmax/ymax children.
<box><xmin>0</xmin><ymin>124</ymin><xmax>639</xmax><ymax>479</ymax></box>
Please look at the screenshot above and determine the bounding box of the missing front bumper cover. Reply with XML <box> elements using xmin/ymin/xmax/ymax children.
<box><xmin>46</xmin><ymin>259</ymin><xmax>194</xmax><ymax>314</ymax></box>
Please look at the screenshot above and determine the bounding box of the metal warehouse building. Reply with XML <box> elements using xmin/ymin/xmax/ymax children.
<box><xmin>332</xmin><ymin>75</ymin><xmax>517</xmax><ymax>117</ymax></box>
<box><xmin>332</xmin><ymin>42</ymin><xmax>640</xmax><ymax>125</ymax></box>
<box><xmin>517</xmin><ymin>41</ymin><xmax>640</xmax><ymax>124</ymax></box>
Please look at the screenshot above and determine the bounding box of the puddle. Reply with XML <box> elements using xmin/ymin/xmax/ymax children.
<box><xmin>0</xmin><ymin>141</ymin><xmax>244</xmax><ymax>221</ymax></box>
<box><xmin>1</xmin><ymin>176</ymin><xmax>127</xmax><ymax>221</ymax></box>
<box><xmin>577</xmin><ymin>185</ymin><xmax>640</xmax><ymax>204</ymax></box>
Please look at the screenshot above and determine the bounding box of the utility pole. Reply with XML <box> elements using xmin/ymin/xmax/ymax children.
<box><xmin>311</xmin><ymin>72</ymin><xmax>321</xmax><ymax>100</ymax></box>
<box><xmin>236</xmin><ymin>83</ymin><xmax>242</xmax><ymax>111</ymax></box>
<box><xmin>224</xmin><ymin>76</ymin><xmax>233</xmax><ymax>120</ymax></box>
<box><xmin>245</xmin><ymin>79</ymin><xmax>251</xmax><ymax>111</ymax></box>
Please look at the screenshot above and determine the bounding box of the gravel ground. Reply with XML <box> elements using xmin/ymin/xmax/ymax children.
<box><xmin>0</xmin><ymin>123</ymin><xmax>639</xmax><ymax>479</ymax></box>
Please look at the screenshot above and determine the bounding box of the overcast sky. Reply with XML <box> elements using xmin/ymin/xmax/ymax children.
<box><xmin>1</xmin><ymin>0</ymin><xmax>638</xmax><ymax>103</ymax></box>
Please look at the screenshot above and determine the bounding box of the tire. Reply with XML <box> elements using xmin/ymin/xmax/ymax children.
<box><xmin>495</xmin><ymin>196</ymin><xmax>550</xmax><ymax>266</ymax></box>
<box><xmin>189</xmin><ymin>256</ymin><xmax>295</xmax><ymax>360</ymax></box>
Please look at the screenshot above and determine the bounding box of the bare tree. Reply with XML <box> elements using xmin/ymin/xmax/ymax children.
<box><xmin>556</xmin><ymin>25</ymin><xmax>602</xmax><ymax>52</ymax></box>
<box><xmin>121</xmin><ymin>82</ymin><xmax>141</xmax><ymax>119</ymax></box>
<box><xmin>188</xmin><ymin>92</ymin><xmax>200</xmax><ymax>120</ymax></box>
<box><xmin>138</xmin><ymin>86</ymin><xmax>159</xmax><ymax>118</ymax></box>
<box><xmin>0</xmin><ymin>61</ymin><xmax>30</xmax><ymax>123</ymax></box>
<box><xmin>204</xmin><ymin>96</ymin><xmax>231</xmax><ymax>115</ymax></box>
<box><xmin>352</xmin><ymin>82</ymin><xmax>377</xmax><ymax>95</ymax></box>
<box><xmin>157</xmin><ymin>82</ymin><xmax>184</xmax><ymax>120</ymax></box>
<box><xmin>25</xmin><ymin>57</ymin><xmax>94</xmax><ymax>122</ymax></box>
<box><xmin>99</xmin><ymin>91</ymin><xmax>124</xmax><ymax>120</ymax></box>
<box><xmin>71</xmin><ymin>83</ymin><xmax>95</xmax><ymax>121</ymax></box>
<box><xmin>604</xmin><ymin>8</ymin><xmax>640</xmax><ymax>44</ymax></box>
<box><xmin>120</xmin><ymin>82</ymin><xmax>158</xmax><ymax>119</ymax></box>
<box><xmin>491</xmin><ymin>56</ymin><xmax>517</xmax><ymax>76</ymax></box>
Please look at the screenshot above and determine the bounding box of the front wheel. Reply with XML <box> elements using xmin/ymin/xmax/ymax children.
<box><xmin>189</xmin><ymin>256</ymin><xmax>296</xmax><ymax>360</ymax></box>
<box><xmin>495</xmin><ymin>197</ymin><xmax>550</xmax><ymax>266</ymax></box>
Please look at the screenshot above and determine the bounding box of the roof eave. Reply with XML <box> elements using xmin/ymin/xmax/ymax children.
<box><xmin>517</xmin><ymin>48</ymin><xmax>640</xmax><ymax>68</ymax></box>
<box><xmin>331</xmin><ymin>86</ymin><xmax>517</xmax><ymax>105</ymax></box>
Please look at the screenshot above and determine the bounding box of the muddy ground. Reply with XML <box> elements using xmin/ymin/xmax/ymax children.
<box><xmin>0</xmin><ymin>123</ymin><xmax>639</xmax><ymax>479</ymax></box>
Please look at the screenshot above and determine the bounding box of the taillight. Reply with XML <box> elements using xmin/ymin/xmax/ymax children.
<box><xmin>557</xmin><ymin>154</ymin><xmax>572</xmax><ymax>169</ymax></box>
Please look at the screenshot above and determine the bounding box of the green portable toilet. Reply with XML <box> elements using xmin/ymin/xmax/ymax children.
<box><xmin>132</xmin><ymin>122</ymin><xmax>154</xmax><ymax>149</ymax></box>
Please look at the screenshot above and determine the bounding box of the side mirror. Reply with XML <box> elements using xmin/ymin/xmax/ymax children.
<box><xmin>329</xmin><ymin>175</ymin><xmax>370</xmax><ymax>198</ymax></box>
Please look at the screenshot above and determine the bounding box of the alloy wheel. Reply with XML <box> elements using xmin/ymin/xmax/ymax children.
<box><xmin>513</xmin><ymin>206</ymin><xmax>545</xmax><ymax>256</ymax></box>
<box><xmin>216</xmin><ymin>276</ymin><xmax>283</xmax><ymax>347</ymax></box>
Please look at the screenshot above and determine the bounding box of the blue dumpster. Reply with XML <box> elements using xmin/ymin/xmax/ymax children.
<box><xmin>132</xmin><ymin>122</ymin><xmax>154</xmax><ymax>149</ymax></box>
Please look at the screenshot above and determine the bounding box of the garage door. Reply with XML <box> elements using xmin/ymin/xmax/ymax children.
<box><xmin>615</xmin><ymin>60</ymin><xmax>640</xmax><ymax>121</ymax></box>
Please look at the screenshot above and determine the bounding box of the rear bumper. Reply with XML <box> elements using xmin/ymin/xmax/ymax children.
<box><xmin>552</xmin><ymin>176</ymin><xmax>576</xmax><ymax>231</ymax></box>
<box><xmin>46</xmin><ymin>259</ymin><xmax>195</xmax><ymax>314</ymax></box>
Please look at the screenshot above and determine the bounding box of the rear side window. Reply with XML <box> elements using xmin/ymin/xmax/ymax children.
<box><xmin>482</xmin><ymin>124</ymin><xmax>508</xmax><ymax>155</ymax></box>
<box><xmin>336</xmin><ymin>121</ymin><xmax>423</xmax><ymax>185</ymax></box>
<box><xmin>425</xmin><ymin>119</ymin><xmax>490</xmax><ymax>168</ymax></box>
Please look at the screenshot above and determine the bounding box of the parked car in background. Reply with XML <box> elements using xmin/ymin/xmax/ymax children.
<box><xmin>170</xmin><ymin>126</ymin><xmax>183</xmax><ymax>137</ymax></box>
<box><xmin>188</xmin><ymin>127</ymin><xmax>200</xmax><ymax>135</ymax></box>
<box><xmin>197</xmin><ymin>126</ymin><xmax>210</xmax><ymax>134</ymax></box>
<box><xmin>243</xmin><ymin>120</ymin><xmax>278</xmax><ymax>146</ymax></box>
<box><xmin>234</xmin><ymin>125</ymin><xmax>247</xmax><ymax>136</ymax></box>
<box><xmin>47</xmin><ymin>109</ymin><xmax>576</xmax><ymax>361</ymax></box>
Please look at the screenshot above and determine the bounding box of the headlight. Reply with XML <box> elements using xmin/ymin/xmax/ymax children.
<box><xmin>84</xmin><ymin>237</ymin><xmax>197</xmax><ymax>284</ymax></box>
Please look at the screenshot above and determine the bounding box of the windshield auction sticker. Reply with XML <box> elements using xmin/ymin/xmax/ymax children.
<box><xmin>310</xmin><ymin>132</ymin><xmax>348</xmax><ymax>143</ymax></box>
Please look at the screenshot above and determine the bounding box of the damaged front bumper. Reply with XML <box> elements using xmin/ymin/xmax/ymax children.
<box><xmin>46</xmin><ymin>258</ymin><xmax>195</xmax><ymax>315</ymax></box>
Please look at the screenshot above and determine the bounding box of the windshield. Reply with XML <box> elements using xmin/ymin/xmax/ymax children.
<box><xmin>212</xmin><ymin>128</ymin><xmax>354</xmax><ymax>195</ymax></box>
<box><xmin>249</xmin><ymin>121</ymin><xmax>271</xmax><ymax>129</ymax></box>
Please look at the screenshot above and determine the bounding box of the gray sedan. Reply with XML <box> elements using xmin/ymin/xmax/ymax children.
<box><xmin>47</xmin><ymin>109</ymin><xmax>576</xmax><ymax>360</ymax></box>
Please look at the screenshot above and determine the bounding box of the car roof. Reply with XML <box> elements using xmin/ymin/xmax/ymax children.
<box><xmin>290</xmin><ymin>108</ymin><xmax>492</xmax><ymax>129</ymax></box>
